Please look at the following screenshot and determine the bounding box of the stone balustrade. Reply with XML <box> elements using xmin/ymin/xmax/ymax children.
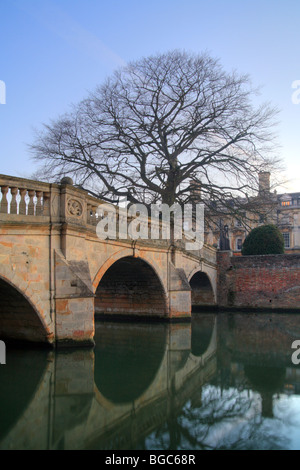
<box><xmin>87</xmin><ymin>200</ymin><xmax>182</xmax><ymax>245</ymax></box>
<box><xmin>0</xmin><ymin>175</ymin><xmax>52</xmax><ymax>217</ymax></box>
<box><xmin>0</xmin><ymin>174</ymin><xmax>207</xmax><ymax>256</ymax></box>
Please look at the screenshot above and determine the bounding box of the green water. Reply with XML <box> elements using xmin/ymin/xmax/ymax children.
<box><xmin>1</xmin><ymin>312</ymin><xmax>300</xmax><ymax>450</ymax></box>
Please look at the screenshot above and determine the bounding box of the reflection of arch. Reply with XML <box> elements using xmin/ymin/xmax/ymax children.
<box><xmin>0</xmin><ymin>275</ymin><xmax>51</xmax><ymax>343</ymax></box>
<box><xmin>189</xmin><ymin>271</ymin><xmax>216</xmax><ymax>310</ymax></box>
<box><xmin>94</xmin><ymin>322</ymin><xmax>167</xmax><ymax>404</ymax></box>
<box><xmin>0</xmin><ymin>349</ymin><xmax>49</xmax><ymax>441</ymax></box>
<box><xmin>191</xmin><ymin>314</ymin><xmax>215</xmax><ymax>356</ymax></box>
<box><xmin>95</xmin><ymin>256</ymin><xmax>168</xmax><ymax>318</ymax></box>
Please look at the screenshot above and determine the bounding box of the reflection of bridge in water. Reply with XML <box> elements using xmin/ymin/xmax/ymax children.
<box><xmin>0</xmin><ymin>318</ymin><xmax>217</xmax><ymax>450</ymax></box>
<box><xmin>1</xmin><ymin>312</ymin><xmax>300</xmax><ymax>450</ymax></box>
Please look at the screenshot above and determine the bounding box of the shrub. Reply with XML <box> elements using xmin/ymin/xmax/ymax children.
<box><xmin>241</xmin><ymin>224</ymin><xmax>285</xmax><ymax>256</ymax></box>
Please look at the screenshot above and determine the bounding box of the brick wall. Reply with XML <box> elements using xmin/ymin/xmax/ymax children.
<box><xmin>95</xmin><ymin>257</ymin><xmax>168</xmax><ymax>317</ymax></box>
<box><xmin>217</xmin><ymin>252</ymin><xmax>300</xmax><ymax>310</ymax></box>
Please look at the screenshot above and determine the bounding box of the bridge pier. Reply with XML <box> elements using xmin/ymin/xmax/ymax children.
<box><xmin>54</xmin><ymin>251</ymin><xmax>95</xmax><ymax>347</ymax></box>
<box><xmin>168</xmin><ymin>264</ymin><xmax>191</xmax><ymax>320</ymax></box>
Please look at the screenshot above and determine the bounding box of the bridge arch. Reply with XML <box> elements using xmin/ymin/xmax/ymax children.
<box><xmin>92</xmin><ymin>247</ymin><xmax>134</xmax><ymax>292</ymax></box>
<box><xmin>94</xmin><ymin>255</ymin><xmax>168</xmax><ymax>318</ymax></box>
<box><xmin>0</xmin><ymin>274</ymin><xmax>52</xmax><ymax>344</ymax></box>
<box><xmin>188</xmin><ymin>269</ymin><xmax>216</xmax><ymax>310</ymax></box>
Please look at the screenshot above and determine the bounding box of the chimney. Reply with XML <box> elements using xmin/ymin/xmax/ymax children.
<box><xmin>259</xmin><ymin>172</ymin><xmax>270</xmax><ymax>195</ymax></box>
<box><xmin>190</xmin><ymin>179</ymin><xmax>202</xmax><ymax>202</ymax></box>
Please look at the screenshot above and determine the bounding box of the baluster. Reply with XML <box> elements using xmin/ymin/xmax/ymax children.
<box><xmin>147</xmin><ymin>220</ymin><xmax>150</xmax><ymax>239</ymax></box>
<box><xmin>115</xmin><ymin>211</ymin><xmax>119</xmax><ymax>238</ymax></box>
<box><xmin>28</xmin><ymin>190</ymin><xmax>35</xmax><ymax>215</ymax></box>
<box><xmin>0</xmin><ymin>186</ymin><xmax>9</xmax><ymax>214</ymax></box>
<box><xmin>10</xmin><ymin>187</ymin><xmax>18</xmax><ymax>214</ymax></box>
<box><xmin>139</xmin><ymin>220</ymin><xmax>144</xmax><ymax>239</ymax></box>
<box><xmin>118</xmin><ymin>214</ymin><xmax>125</xmax><ymax>238</ymax></box>
<box><xmin>19</xmin><ymin>189</ymin><xmax>27</xmax><ymax>215</ymax></box>
<box><xmin>148</xmin><ymin>219</ymin><xmax>152</xmax><ymax>239</ymax></box>
<box><xmin>117</xmin><ymin>211</ymin><xmax>125</xmax><ymax>239</ymax></box>
<box><xmin>108</xmin><ymin>210</ymin><xmax>116</xmax><ymax>237</ymax></box>
<box><xmin>87</xmin><ymin>204</ymin><xmax>92</xmax><ymax>224</ymax></box>
<box><xmin>36</xmin><ymin>191</ymin><xmax>43</xmax><ymax>215</ymax></box>
<box><xmin>151</xmin><ymin>219</ymin><xmax>160</xmax><ymax>240</ymax></box>
<box><xmin>144</xmin><ymin>220</ymin><xmax>150</xmax><ymax>239</ymax></box>
<box><xmin>91</xmin><ymin>206</ymin><xmax>97</xmax><ymax>225</ymax></box>
<box><xmin>43</xmin><ymin>192</ymin><xmax>50</xmax><ymax>216</ymax></box>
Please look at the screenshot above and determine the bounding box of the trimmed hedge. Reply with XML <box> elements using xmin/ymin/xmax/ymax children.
<box><xmin>241</xmin><ymin>224</ymin><xmax>285</xmax><ymax>256</ymax></box>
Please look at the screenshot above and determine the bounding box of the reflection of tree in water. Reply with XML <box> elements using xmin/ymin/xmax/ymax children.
<box><xmin>147</xmin><ymin>386</ymin><xmax>252</xmax><ymax>450</ymax></box>
<box><xmin>146</xmin><ymin>384</ymin><xmax>290</xmax><ymax>450</ymax></box>
<box><xmin>244</xmin><ymin>366</ymin><xmax>286</xmax><ymax>418</ymax></box>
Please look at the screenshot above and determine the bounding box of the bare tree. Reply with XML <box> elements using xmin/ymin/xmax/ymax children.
<box><xmin>30</xmin><ymin>50</ymin><xmax>281</xmax><ymax>211</ymax></box>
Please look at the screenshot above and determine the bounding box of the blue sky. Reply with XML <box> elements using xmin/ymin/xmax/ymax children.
<box><xmin>1</xmin><ymin>0</ymin><xmax>300</xmax><ymax>192</ymax></box>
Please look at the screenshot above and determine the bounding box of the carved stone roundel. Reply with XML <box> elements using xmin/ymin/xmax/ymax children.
<box><xmin>67</xmin><ymin>198</ymin><xmax>83</xmax><ymax>217</ymax></box>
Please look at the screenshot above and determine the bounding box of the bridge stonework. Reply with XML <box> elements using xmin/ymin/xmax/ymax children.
<box><xmin>0</xmin><ymin>175</ymin><xmax>217</xmax><ymax>346</ymax></box>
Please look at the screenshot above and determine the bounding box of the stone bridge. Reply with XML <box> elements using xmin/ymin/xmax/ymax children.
<box><xmin>0</xmin><ymin>175</ymin><xmax>217</xmax><ymax>346</ymax></box>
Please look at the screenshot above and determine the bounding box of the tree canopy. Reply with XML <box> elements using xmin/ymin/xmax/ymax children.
<box><xmin>241</xmin><ymin>224</ymin><xmax>285</xmax><ymax>255</ymax></box>
<box><xmin>30</xmin><ymin>50</ymin><xmax>281</xmax><ymax>211</ymax></box>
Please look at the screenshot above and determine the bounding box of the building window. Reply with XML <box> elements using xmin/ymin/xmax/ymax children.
<box><xmin>282</xmin><ymin>232</ymin><xmax>290</xmax><ymax>248</ymax></box>
<box><xmin>280</xmin><ymin>215</ymin><xmax>290</xmax><ymax>226</ymax></box>
<box><xmin>236</xmin><ymin>212</ymin><xmax>246</xmax><ymax>227</ymax></box>
<box><xmin>281</xmin><ymin>201</ymin><xmax>291</xmax><ymax>206</ymax></box>
<box><xmin>237</xmin><ymin>238</ymin><xmax>243</xmax><ymax>251</ymax></box>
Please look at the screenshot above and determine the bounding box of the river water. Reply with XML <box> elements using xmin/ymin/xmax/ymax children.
<box><xmin>1</xmin><ymin>312</ymin><xmax>300</xmax><ymax>450</ymax></box>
